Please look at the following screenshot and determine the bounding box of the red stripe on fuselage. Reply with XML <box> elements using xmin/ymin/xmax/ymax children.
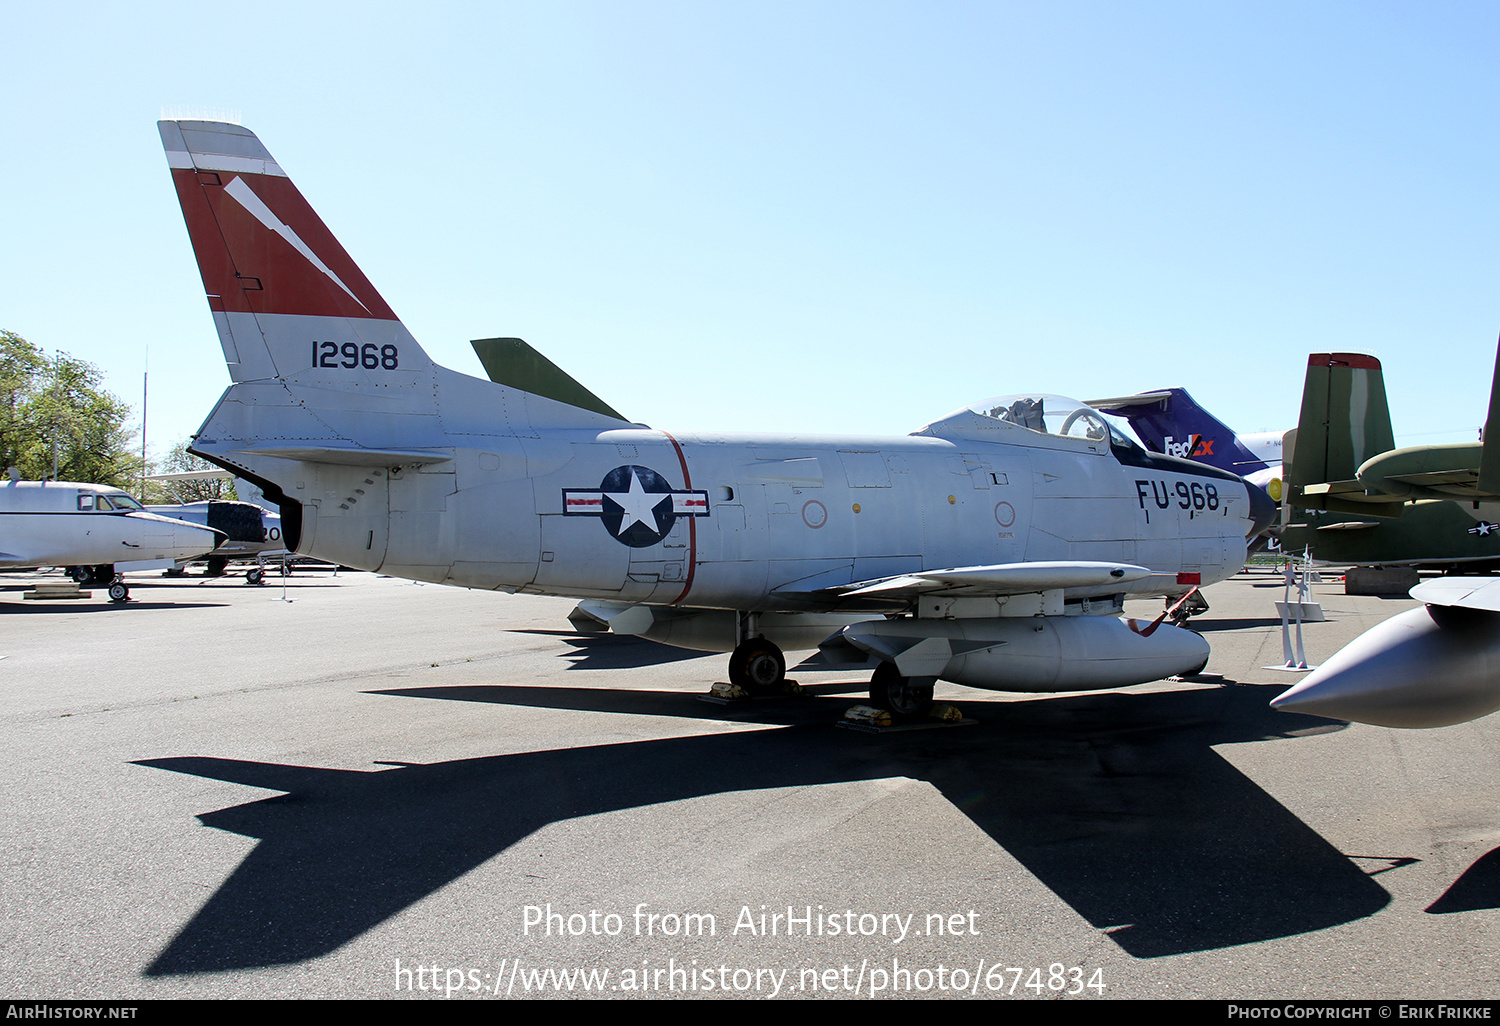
<box><xmin>662</xmin><ymin>431</ymin><xmax>697</xmax><ymax>606</ymax></box>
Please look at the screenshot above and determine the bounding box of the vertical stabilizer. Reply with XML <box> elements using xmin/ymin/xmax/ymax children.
<box><xmin>160</xmin><ymin>121</ymin><xmax>433</xmax><ymax>388</ymax></box>
<box><xmin>1478</xmin><ymin>339</ymin><xmax>1500</xmax><ymax>495</ymax></box>
<box><xmin>162</xmin><ymin>121</ymin><xmax>635</xmax><ymax>570</ymax></box>
<box><xmin>1287</xmin><ymin>354</ymin><xmax>1393</xmax><ymax>488</ymax></box>
<box><xmin>1088</xmin><ymin>387</ymin><xmax>1270</xmax><ymax>475</ymax></box>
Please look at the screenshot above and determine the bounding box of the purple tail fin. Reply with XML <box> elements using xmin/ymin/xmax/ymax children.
<box><xmin>1088</xmin><ymin>388</ymin><xmax>1272</xmax><ymax>475</ymax></box>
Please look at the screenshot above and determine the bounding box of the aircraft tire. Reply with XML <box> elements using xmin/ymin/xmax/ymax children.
<box><xmin>728</xmin><ymin>637</ymin><xmax>786</xmax><ymax>692</ymax></box>
<box><xmin>869</xmin><ymin>662</ymin><xmax>935</xmax><ymax>721</ymax></box>
<box><xmin>206</xmin><ymin>557</ymin><xmax>228</xmax><ymax>577</ymax></box>
<box><xmin>107</xmin><ymin>582</ymin><xmax>129</xmax><ymax>603</ymax></box>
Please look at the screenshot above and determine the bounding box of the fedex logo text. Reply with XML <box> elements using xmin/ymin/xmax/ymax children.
<box><xmin>1162</xmin><ymin>435</ymin><xmax>1214</xmax><ymax>459</ymax></box>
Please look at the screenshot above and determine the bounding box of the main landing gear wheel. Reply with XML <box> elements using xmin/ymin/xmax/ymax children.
<box><xmin>727</xmin><ymin>637</ymin><xmax>786</xmax><ymax>692</ymax></box>
<box><xmin>205</xmin><ymin>556</ymin><xmax>228</xmax><ymax>577</ymax></box>
<box><xmin>869</xmin><ymin>662</ymin><xmax>935</xmax><ymax>721</ymax></box>
<box><xmin>107</xmin><ymin>581</ymin><xmax>129</xmax><ymax>603</ymax></box>
<box><xmin>246</xmin><ymin>568</ymin><xmax>265</xmax><ymax>586</ymax></box>
<box><xmin>71</xmin><ymin>564</ymin><xmax>114</xmax><ymax>587</ymax></box>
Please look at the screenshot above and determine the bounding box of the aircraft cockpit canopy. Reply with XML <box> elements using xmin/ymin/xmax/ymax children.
<box><xmin>77</xmin><ymin>490</ymin><xmax>146</xmax><ymax>512</ymax></box>
<box><xmin>967</xmin><ymin>394</ymin><xmax>1135</xmax><ymax>447</ymax></box>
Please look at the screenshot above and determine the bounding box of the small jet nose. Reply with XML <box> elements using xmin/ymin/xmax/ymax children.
<box><xmin>1245</xmin><ymin>481</ymin><xmax>1277</xmax><ymax>539</ymax></box>
<box><xmin>171</xmin><ymin>521</ymin><xmax>223</xmax><ymax>553</ymax></box>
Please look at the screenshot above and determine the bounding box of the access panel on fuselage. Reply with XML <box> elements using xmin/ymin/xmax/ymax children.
<box><xmin>1024</xmin><ymin>445</ymin><xmax>1145</xmax><ymax>565</ymax></box>
<box><xmin>931</xmin><ymin>452</ymin><xmax>1034</xmax><ymax>570</ymax></box>
<box><xmin>299</xmin><ymin>463</ymin><xmax>391</xmax><ymax>571</ymax></box>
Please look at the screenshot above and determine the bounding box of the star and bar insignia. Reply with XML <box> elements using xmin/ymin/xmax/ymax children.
<box><xmin>563</xmin><ymin>465</ymin><xmax>710</xmax><ymax>547</ymax></box>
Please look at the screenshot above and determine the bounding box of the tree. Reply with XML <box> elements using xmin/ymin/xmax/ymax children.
<box><xmin>0</xmin><ymin>330</ymin><xmax>138</xmax><ymax>487</ymax></box>
<box><xmin>0</xmin><ymin>331</ymin><xmax>46</xmax><ymax>475</ymax></box>
<box><xmin>150</xmin><ymin>438</ymin><xmax>237</xmax><ymax>502</ymax></box>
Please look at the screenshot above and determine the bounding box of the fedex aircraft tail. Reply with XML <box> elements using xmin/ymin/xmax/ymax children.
<box><xmin>162</xmin><ymin>120</ymin><xmax>628</xmax><ymax>566</ymax></box>
<box><xmin>1088</xmin><ymin>387</ymin><xmax>1273</xmax><ymax>476</ymax></box>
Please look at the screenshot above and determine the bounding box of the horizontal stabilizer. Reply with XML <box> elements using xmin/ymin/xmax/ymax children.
<box><xmin>1086</xmin><ymin>390</ymin><xmax>1176</xmax><ymax>410</ymax></box>
<box><xmin>227</xmin><ymin>445</ymin><xmax>453</xmax><ymax>467</ymax></box>
<box><xmin>1088</xmin><ymin>387</ymin><xmax>1267</xmax><ymax>475</ymax></box>
<box><xmin>470</xmin><ymin>337</ymin><xmax>631</xmax><ymax>423</ymax></box>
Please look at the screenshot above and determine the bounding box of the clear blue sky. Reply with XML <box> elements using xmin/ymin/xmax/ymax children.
<box><xmin>3</xmin><ymin>1</ymin><xmax>1497</xmax><ymax>460</ymax></box>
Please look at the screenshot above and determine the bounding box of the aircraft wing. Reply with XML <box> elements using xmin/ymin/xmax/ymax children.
<box><xmin>226</xmin><ymin>445</ymin><xmax>453</xmax><ymax>467</ymax></box>
<box><xmin>834</xmin><ymin>561</ymin><xmax>1146</xmax><ymax>600</ymax></box>
<box><xmin>1409</xmin><ymin>576</ymin><xmax>1500</xmax><ymax>612</ymax></box>
<box><xmin>826</xmin><ymin>561</ymin><xmax>1154</xmax><ymax>600</ymax></box>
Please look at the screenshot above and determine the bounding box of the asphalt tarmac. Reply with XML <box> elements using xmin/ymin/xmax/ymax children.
<box><xmin>2</xmin><ymin>565</ymin><xmax>1496</xmax><ymax>1000</ymax></box>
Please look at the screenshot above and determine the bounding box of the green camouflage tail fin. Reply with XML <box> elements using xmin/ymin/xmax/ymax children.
<box><xmin>1478</xmin><ymin>340</ymin><xmax>1500</xmax><ymax>495</ymax></box>
<box><xmin>1286</xmin><ymin>353</ymin><xmax>1400</xmax><ymax>516</ymax></box>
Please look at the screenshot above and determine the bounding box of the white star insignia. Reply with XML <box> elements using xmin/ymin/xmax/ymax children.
<box><xmin>605</xmin><ymin>469</ymin><xmax>665</xmax><ymax>535</ymax></box>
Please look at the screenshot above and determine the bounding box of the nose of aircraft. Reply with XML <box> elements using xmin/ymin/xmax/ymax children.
<box><xmin>167</xmin><ymin>520</ymin><xmax>224</xmax><ymax>556</ymax></box>
<box><xmin>1270</xmin><ymin>605</ymin><xmax>1500</xmax><ymax>728</ymax></box>
<box><xmin>1245</xmin><ymin>480</ymin><xmax>1277</xmax><ymax>539</ymax></box>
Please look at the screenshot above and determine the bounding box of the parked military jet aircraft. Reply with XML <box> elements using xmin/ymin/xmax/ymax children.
<box><xmin>159</xmin><ymin>120</ymin><xmax>1274</xmax><ymax>716</ymax></box>
<box><xmin>0</xmin><ymin>477</ymin><xmax>224</xmax><ymax>601</ymax></box>
<box><xmin>1273</xmin><ymin>344</ymin><xmax>1500</xmax><ymax>727</ymax></box>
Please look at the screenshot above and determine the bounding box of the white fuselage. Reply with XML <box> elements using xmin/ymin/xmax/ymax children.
<box><xmin>226</xmin><ymin>379</ymin><xmax>1256</xmax><ymax>611</ymax></box>
<box><xmin>0</xmin><ymin>481</ymin><xmax>224</xmax><ymax>569</ymax></box>
<box><xmin>147</xmin><ymin>500</ymin><xmax>285</xmax><ymax>561</ymax></box>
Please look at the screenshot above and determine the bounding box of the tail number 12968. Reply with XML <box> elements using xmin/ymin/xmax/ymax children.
<box><xmin>313</xmin><ymin>341</ymin><xmax>399</xmax><ymax>370</ymax></box>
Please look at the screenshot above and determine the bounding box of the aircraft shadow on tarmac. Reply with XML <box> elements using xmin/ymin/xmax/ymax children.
<box><xmin>1</xmin><ymin>601</ymin><xmax>232</xmax><ymax>613</ymax></box>
<box><xmin>134</xmin><ymin>683</ymin><xmax>1405</xmax><ymax>976</ymax></box>
<box><xmin>1426</xmin><ymin>848</ymin><xmax>1500</xmax><ymax>914</ymax></box>
<box><xmin>1180</xmin><ymin>617</ymin><xmax>1288</xmax><ymax>633</ymax></box>
<box><xmin>506</xmin><ymin>629</ymin><xmax>710</xmax><ymax>670</ymax></box>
